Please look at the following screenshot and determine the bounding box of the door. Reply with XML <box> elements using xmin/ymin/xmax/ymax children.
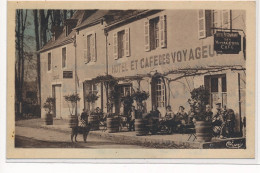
<box><xmin>52</xmin><ymin>85</ymin><xmax>62</xmax><ymax>118</ymax></box>
<box><xmin>205</xmin><ymin>75</ymin><xmax>227</xmax><ymax>108</ymax></box>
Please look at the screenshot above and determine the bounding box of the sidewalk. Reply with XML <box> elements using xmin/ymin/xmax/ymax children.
<box><xmin>15</xmin><ymin>118</ymin><xmax>246</xmax><ymax>149</ymax></box>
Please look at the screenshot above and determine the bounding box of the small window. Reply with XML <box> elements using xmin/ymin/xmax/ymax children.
<box><xmin>118</xmin><ymin>30</ymin><xmax>125</xmax><ymax>59</ymax></box>
<box><xmin>144</xmin><ymin>15</ymin><xmax>167</xmax><ymax>51</ymax></box>
<box><xmin>113</xmin><ymin>28</ymin><xmax>130</xmax><ymax>59</ymax></box>
<box><xmin>48</xmin><ymin>52</ymin><xmax>51</xmax><ymax>71</ymax></box>
<box><xmin>84</xmin><ymin>33</ymin><xmax>96</xmax><ymax>63</ymax></box>
<box><xmin>62</xmin><ymin>47</ymin><xmax>66</xmax><ymax>68</ymax></box>
<box><xmin>150</xmin><ymin>17</ymin><xmax>160</xmax><ymax>50</ymax></box>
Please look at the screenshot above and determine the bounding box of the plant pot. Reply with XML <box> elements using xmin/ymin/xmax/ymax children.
<box><xmin>88</xmin><ymin>115</ymin><xmax>99</xmax><ymax>130</ymax></box>
<box><xmin>107</xmin><ymin>117</ymin><xmax>119</xmax><ymax>133</ymax></box>
<box><xmin>195</xmin><ymin>121</ymin><xmax>212</xmax><ymax>142</ymax></box>
<box><xmin>135</xmin><ymin>118</ymin><xmax>148</xmax><ymax>136</ymax></box>
<box><xmin>69</xmin><ymin>115</ymin><xmax>78</xmax><ymax>128</ymax></box>
<box><xmin>45</xmin><ymin>113</ymin><xmax>53</xmax><ymax>125</ymax></box>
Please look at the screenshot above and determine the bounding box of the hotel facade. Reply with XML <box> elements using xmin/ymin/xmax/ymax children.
<box><xmin>40</xmin><ymin>10</ymin><xmax>246</xmax><ymax>134</ymax></box>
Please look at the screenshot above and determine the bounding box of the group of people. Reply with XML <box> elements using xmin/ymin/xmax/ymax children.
<box><xmin>126</xmin><ymin>103</ymin><xmax>236</xmax><ymax>138</ymax></box>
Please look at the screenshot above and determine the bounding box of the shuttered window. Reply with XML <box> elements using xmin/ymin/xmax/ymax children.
<box><xmin>62</xmin><ymin>47</ymin><xmax>66</xmax><ymax>68</ymax></box>
<box><xmin>84</xmin><ymin>32</ymin><xmax>96</xmax><ymax>63</ymax></box>
<box><xmin>114</xmin><ymin>27</ymin><xmax>130</xmax><ymax>60</ymax></box>
<box><xmin>48</xmin><ymin>52</ymin><xmax>51</xmax><ymax>71</ymax></box>
<box><xmin>145</xmin><ymin>15</ymin><xmax>167</xmax><ymax>51</ymax></box>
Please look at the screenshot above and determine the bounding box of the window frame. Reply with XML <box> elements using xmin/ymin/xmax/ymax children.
<box><xmin>149</xmin><ymin>16</ymin><xmax>160</xmax><ymax>51</ymax></box>
<box><xmin>61</xmin><ymin>46</ymin><xmax>67</xmax><ymax>69</ymax></box>
<box><xmin>47</xmin><ymin>51</ymin><xmax>52</xmax><ymax>72</ymax></box>
<box><xmin>84</xmin><ymin>31</ymin><xmax>96</xmax><ymax>64</ymax></box>
<box><xmin>117</xmin><ymin>30</ymin><xmax>126</xmax><ymax>59</ymax></box>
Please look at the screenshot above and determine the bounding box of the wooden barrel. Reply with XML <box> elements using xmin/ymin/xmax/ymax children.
<box><xmin>45</xmin><ymin>113</ymin><xmax>53</xmax><ymax>125</ymax></box>
<box><xmin>195</xmin><ymin>121</ymin><xmax>212</xmax><ymax>142</ymax></box>
<box><xmin>69</xmin><ymin>115</ymin><xmax>78</xmax><ymax>128</ymax></box>
<box><xmin>135</xmin><ymin>119</ymin><xmax>148</xmax><ymax>136</ymax></box>
<box><xmin>107</xmin><ymin>117</ymin><xmax>119</xmax><ymax>133</ymax></box>
<box><xmin>88</xmin><ymin>115</ymin><xmax>99</xmax><ymax>130</ymax></box>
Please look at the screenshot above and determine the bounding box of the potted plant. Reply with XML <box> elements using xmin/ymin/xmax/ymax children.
<box><xmin>188</xmin><ymin>85</ymin><xmax>211</xmax><ymax>142</ymax></box>
<box><xmin>43</xmin><ymin>97</ymin><xmax>55</xmax><ymax>125</ymax></box>
<box><xmin>131</xmin><ymin>89</ymin><xmax>150</xmax><ymax>136</ymax></box>
<box><xmin>85</xmin><ymin>91</ymin><xmax>99</xmax><ymax>112</ymax></box>
<box><xmin>64</xmin><ymin>93</ymin><xmax>81</xmax><ymax>128</ymax></box>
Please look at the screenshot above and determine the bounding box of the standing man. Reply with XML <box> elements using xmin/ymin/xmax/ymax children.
<box><xmin>129</xmin><ymin>106</ymin><xmax>137</xmax><ymax>131</ymax></box>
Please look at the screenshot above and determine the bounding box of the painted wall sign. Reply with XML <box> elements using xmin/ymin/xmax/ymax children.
<box><xmin>63</xmin><ymin>71</ymin><xmax>73</xmax><ymax>78</ymax></box>
<box><xmin>214</xmin><ymin>31</ymin><xmax>241</xmax><ymax>54</ymax></box>
<box><xmin>112</xmin><ymin>44</ymin><xmax>217</xmax><ymax>74</ymax></box>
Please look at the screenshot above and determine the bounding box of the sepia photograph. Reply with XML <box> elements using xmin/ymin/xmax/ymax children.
<box><xmin>6</xmin><ymin>1</ymin><xmax>256</xmax><ymax>159</ymax></box>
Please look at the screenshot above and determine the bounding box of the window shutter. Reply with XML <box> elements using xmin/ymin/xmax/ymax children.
<box><xmin>113</xmin><ymin>32</ymin><xmax>118</xmax><ymax>59</ymax></box>
<box><xmin>84</xmin><ymin>35</ymin><xmax>90</xmax><ymax>63</ymax></box>
<box><xmin>144</xmin><ymin>19</ymin><xmax>150</xmax><ymax>51</ymax></box>
<box><xmin>222</xmin><ymin>10</ymin><xmax>230</xmax><ymax>29</ymax></box>
<box><xmin>198</xmin><ymin>10</ymin><xmax>206</xmax><ymax>39</ymax></box>
<box><xmin>125</xmin><ymin>28</ymin><xmax>130</xmax><ymax>57</ymax></box>
<box><xmin>159</xmin><ymin>15</ymin><xmax>167</xmax><ymax>48</ymax></box>
<box><xmin>91</xmin><ymin>33</ymin><xmax>96</xmax><ymax>62</ymax></box>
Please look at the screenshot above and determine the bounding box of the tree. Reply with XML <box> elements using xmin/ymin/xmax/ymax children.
<box><xmin>15</xmin><ymin>9</ymin><xmax>28</xmax><ymax>117</ymax></box>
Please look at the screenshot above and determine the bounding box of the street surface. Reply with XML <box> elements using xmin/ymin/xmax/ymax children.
<box><xmin>15</xmin><ymin>126</ymin><xmax>147</xmax><ymax>148</ymax></box>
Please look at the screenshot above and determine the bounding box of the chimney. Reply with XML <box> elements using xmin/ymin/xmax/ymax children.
<box><xmin>64</xmin><ymin>19</ymin><xmax>78</xmax><ymax>37</ymax></box>
<box><xmin>51</xmin><ymin>26</ymin><xmax>63</xmax><ymax>41</ymax></box>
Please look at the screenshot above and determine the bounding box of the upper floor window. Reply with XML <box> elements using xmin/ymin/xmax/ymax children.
<box><xmin>62</xmin><ymin>47</ymin><xmax>66</xmax><ymax>68</ymax></box>
<box><xmin>48</xmin><ymin>52</ymin><xmax>51</xmax><ymax>71</ymax></box>
<box><xmin>113</xmin><ymin>28</ymin><xmax>130</xmax><ymax>59</ymax></box>
<box><xmin>84</xmin><ymin>32</ymin><xmax>96</xmax><ymax>63</ymax></box>
<box><xmin>144</xmin><ymin>15</ymin><xmax>167</xmax><ymax>51</ymax></box>
<box><xmin>198</xmin><ymin>10</ymin><xmax>231</xmax><ymax>39</ymax></box>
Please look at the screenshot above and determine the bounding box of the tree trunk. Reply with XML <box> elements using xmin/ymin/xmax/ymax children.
<box><xmin>33</xmin><ymin>10</ymin><xmax>41</xmax><ymax>109</ymax></box>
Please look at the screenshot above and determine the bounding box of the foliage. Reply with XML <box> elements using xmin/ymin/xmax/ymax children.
<box><xmin>85</xmin><ymin>92</ymin><xmax>99</xmax><ymax>103</ymax></box>
<box><xmin>121</xmin><ymin>94</ymin><xmax>134</xmax><ymax>115</ymax></box>
<box><xmin>188</xmin><ymin>85</ymin><xmax>210</xmax><ymax>121</ymax></box>
<box><xmin>132</xmin><ymin>89</ymin><xmax>150</xmax><ymax>104</ymax></box>
<box><xmin>43</xmin><ymin>97</ymin><xmax>55</xmax><ymax>114</ymax></box>
<box><xmin>64</xmin><ymin>93</ymin><xmax>81</xmax><ymax>115</ymax></box>
<box><xmin>132</xmin><ymin>89</ymin><xmax>149</xmax><ymax>112</ymax></box>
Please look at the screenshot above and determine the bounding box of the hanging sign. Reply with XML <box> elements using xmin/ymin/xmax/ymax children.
<box><xmin>214</xmin><ymin>31</ymin><xmax>241</xmax><ymax>54</ymax></box>
<box><xmin>63</xmin><ymin>71</ymin><xmax>73</xmax><ymax>78</ymax></box>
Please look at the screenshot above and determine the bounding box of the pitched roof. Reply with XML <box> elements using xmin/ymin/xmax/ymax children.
<box><xmin>40</xmin><ymin>10</ymin><xmax>87</xmax><ymax>53</ymax></box>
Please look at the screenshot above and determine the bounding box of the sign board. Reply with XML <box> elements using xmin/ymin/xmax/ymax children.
<box><xmin>214</xmin><ymin>31</ymin><xmax>241</xmax><ymax>54</ymax></box>
<box><xmin>63</xmin><ymin>71</ymin><xmax>73</xmax><ymax>79</ymax></box>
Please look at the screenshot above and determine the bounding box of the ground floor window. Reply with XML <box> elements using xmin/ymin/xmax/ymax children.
<box><xmin>205</xmin><ymin>74</ymin><xmax>227</xmax><ymax>108</ymax></box>
<box><xmin>83</xmin><ymin>82</ymin><xmax>99</xmax><ymax>111</ymax></box>
<box><xmin>152</xmin><ymin>77</ymin><xmax>166</xmax><ymax>108</ymax></box>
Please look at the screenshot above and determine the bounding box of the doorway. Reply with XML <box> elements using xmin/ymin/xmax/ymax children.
<box><xmin>52</xmin><ymin>84</ymin><xmax>62</xmax><ymax>119</ymax></box>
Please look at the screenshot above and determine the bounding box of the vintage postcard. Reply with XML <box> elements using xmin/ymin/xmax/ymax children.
<box><xmin>7</xmin><ymin>1</ymin><xmax>256</xmax><ymax>159</ymax></box>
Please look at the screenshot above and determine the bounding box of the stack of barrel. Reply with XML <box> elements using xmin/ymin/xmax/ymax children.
<box><xmin>45</xmin><ymin>113</ymin><xmax>53</xmax><ymax>125</ymax></box>
<box><xmin>88</xmin><ymin>115</ymin><xmax>99</xmax><ymax>130</ymax></box>
<box><xmin>107</xmin><ymin>117</ymin><xmax>119</xmax><ymax>133</ymax></box>
<box><xmin>135</xmin><ymin>119</ymin><xmax>148</xmax><ymax>136</ymax></box>
<box><xmin>69</xmin><ymin>115</ymin><xmax>78</xmax><ymax>128</ymax></box>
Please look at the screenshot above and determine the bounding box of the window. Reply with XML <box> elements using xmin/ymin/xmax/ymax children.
<box><xmin>48</xmin><ymin>52</ymin><xmax>51</xmax><ymax>71</ymax></box>
<box><xmin>84</xmin><ymin>83</ymin><xmax>99</xmax><ymax>111</ymax></box>
<box><xmin>144</xmin><ymin>15</ymin><xmax>167</xmax><ymax>51</ymax></box>
<box><xmin>120</xmin><ymin>85</ymin><xmax>132</xmax><ymax>97</ymax></box>
<box><xmin>113</xmin><ymin>28</ymin><xmax>130</xmax><ymax>59</ymax></box>
<box><xmin>118</xmin><ymin>30</ymin><xmax>125</xmax><ymax>59</ymax></box>
<box><xmin>62</xmin><ymin>47</ymin><xmax>66</xmax><ymax>68</ymax></box>
<box><xmin>84</xmin><ymin>33</ymin><xmax>96</xmax><ymax>63</ymax></box>
<box><xmin>198</xmin><ymin>10</ymin><xmax>231</xmax><ymax>39</ymax></box>
<box><xmin>153</xmin><ymin>78</ymin><xmax>166</xmax><ymax>108</ymax></box>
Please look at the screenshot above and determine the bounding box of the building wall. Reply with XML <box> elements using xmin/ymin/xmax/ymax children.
<box><xmin>76</xmin><ymin>23</ymin><xmax>107</xmax><ymax>112</ymax></box>
<box><xmin>40</xmin><ymin>42</ymin><xmax>76</xmax><ymax>119</ymax></box>
<box><xmin>106</xmin><ymin>10</ymin><xmax>246</xmax><ymax>133</ymax></box>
